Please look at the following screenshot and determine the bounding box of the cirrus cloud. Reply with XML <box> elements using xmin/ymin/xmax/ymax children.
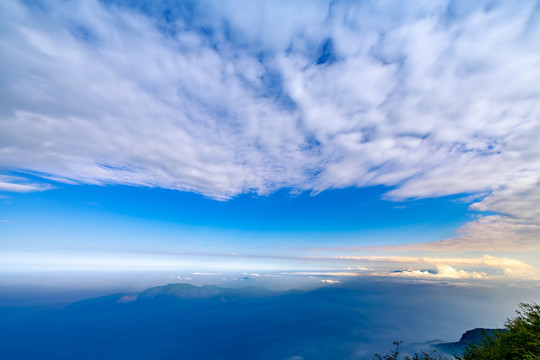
<box><xmin>1</xmin><ymin>0</ymin><xmax>539</xmax><ymax>252</ymax></box>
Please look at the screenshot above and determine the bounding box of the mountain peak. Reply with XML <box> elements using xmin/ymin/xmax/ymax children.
<box><xmin>138</xmin><ymin>283</ymin><xmax>275</xmax><ymax>301</ymax></box>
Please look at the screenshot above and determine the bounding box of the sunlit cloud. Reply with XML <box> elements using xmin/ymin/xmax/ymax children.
<box><xmin>389</xmin><ymin>266</ymin><xmax>486</xmax><ymax>280</ymax></box>
<box><xmin>334</xmin><ymin>254</ymin><xmax>530</xmax><ymax>270</ymax></box>
<box><xmin>401</xmin><ymin>214</ymin><xmax>540</xmax><ymax>252</ymax></box>
<box><xmin>332</xmin><ymin>254</ymin><xmax>535</xmax><ymax>279</ymax></box>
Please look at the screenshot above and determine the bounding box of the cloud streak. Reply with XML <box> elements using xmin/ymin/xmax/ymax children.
<box><xmin>0</xmin><ymin>175</ymin><xmax>54</xmax><ymax>193</ymax></box>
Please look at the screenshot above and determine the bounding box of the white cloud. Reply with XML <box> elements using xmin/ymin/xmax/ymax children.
<box><xmin>1</xmin><ymin>0</ymin><xmax>539</xmax><ymax>250</ymax></box>
<box><xmin>390</xmin><ymin>265</ymin><xmax>486</xmax><ymax>280</ymax></box>
<box><xmin>0</xmin><ymin>175</ymin><xmax>54</xmax><ymax>193</ymax></box>
<box><xmin>332</xmin><ymin>254</ymin><xmax>534</xmax><ymax>278</ymax></box>
<box><xmin>320</xmin><ymin>279</ymin><xmax>341</xmax><ymax>284</ymax></box>
<box><xmin>192</xmin><ymin>272</ymin><xmax>219</xmax><ymax>276</ymax></box>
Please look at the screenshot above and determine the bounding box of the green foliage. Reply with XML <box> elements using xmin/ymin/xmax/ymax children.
<box><xmin>457</xmin><ymin>302</ymin><xmax>540</xmax><ymax>360</ymax></box>
<box><xmin>374</xmin><ymin>341</ymin><xmax>402</xmax><ymax>360</ymax></box>
<box><xmin>374</xmin><ymin>341</ymin><xmax>449</xmax><ymax>360</ymax></box>
<box><xmin>375</xmin><ymin>302</ymin><xmax>540</xmax><ymax>360</ymax></box>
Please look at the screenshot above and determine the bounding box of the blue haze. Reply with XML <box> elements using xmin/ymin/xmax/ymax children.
<box><xmin>0</xmin><ymin>279</ymin><xmax>535</xmax><ymax>360</ymax></box>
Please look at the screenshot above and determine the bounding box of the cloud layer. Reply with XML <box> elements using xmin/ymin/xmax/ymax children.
<box><xmin>2</xmin><ymin>249</ymin><xmax>534</xmax><ymax>282</ymax></box>
<box><xmin>1</xmin><ymin>0</ymin><xmax>539</xmax><ymax>248</ymax></box>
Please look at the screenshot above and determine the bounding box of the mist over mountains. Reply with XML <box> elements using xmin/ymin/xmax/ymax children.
<box><xmin>0</xmin><ymin>281</ymin><xmax>533</xmax><ymax>360</ymax></box>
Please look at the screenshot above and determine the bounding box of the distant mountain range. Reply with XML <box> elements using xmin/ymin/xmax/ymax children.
<box><xmin>0</xmin><ymin>283</ymin><xmax>505</xmax><ymax>360</ymax></box>
<box><xmin>139</xmin><ymin>283</ymin><xmax>276</xmax><ymax>300</ymax></box>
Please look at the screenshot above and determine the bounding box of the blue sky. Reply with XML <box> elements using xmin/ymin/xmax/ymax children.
<box><xmin>0</xmin><ymin>180</ymin><xmax>477</xmax><ymax>271</ymax></box>
<box><xmin>1</xmin><ymin>0</ymin><xmax>539</xmax><ymax>284</ymax></box>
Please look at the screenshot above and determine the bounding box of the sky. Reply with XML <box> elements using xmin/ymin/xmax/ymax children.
<box><xmin>1</xmin><ymin>0</ymin><xmax>540</xmax><ymax>290</ymax></box>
